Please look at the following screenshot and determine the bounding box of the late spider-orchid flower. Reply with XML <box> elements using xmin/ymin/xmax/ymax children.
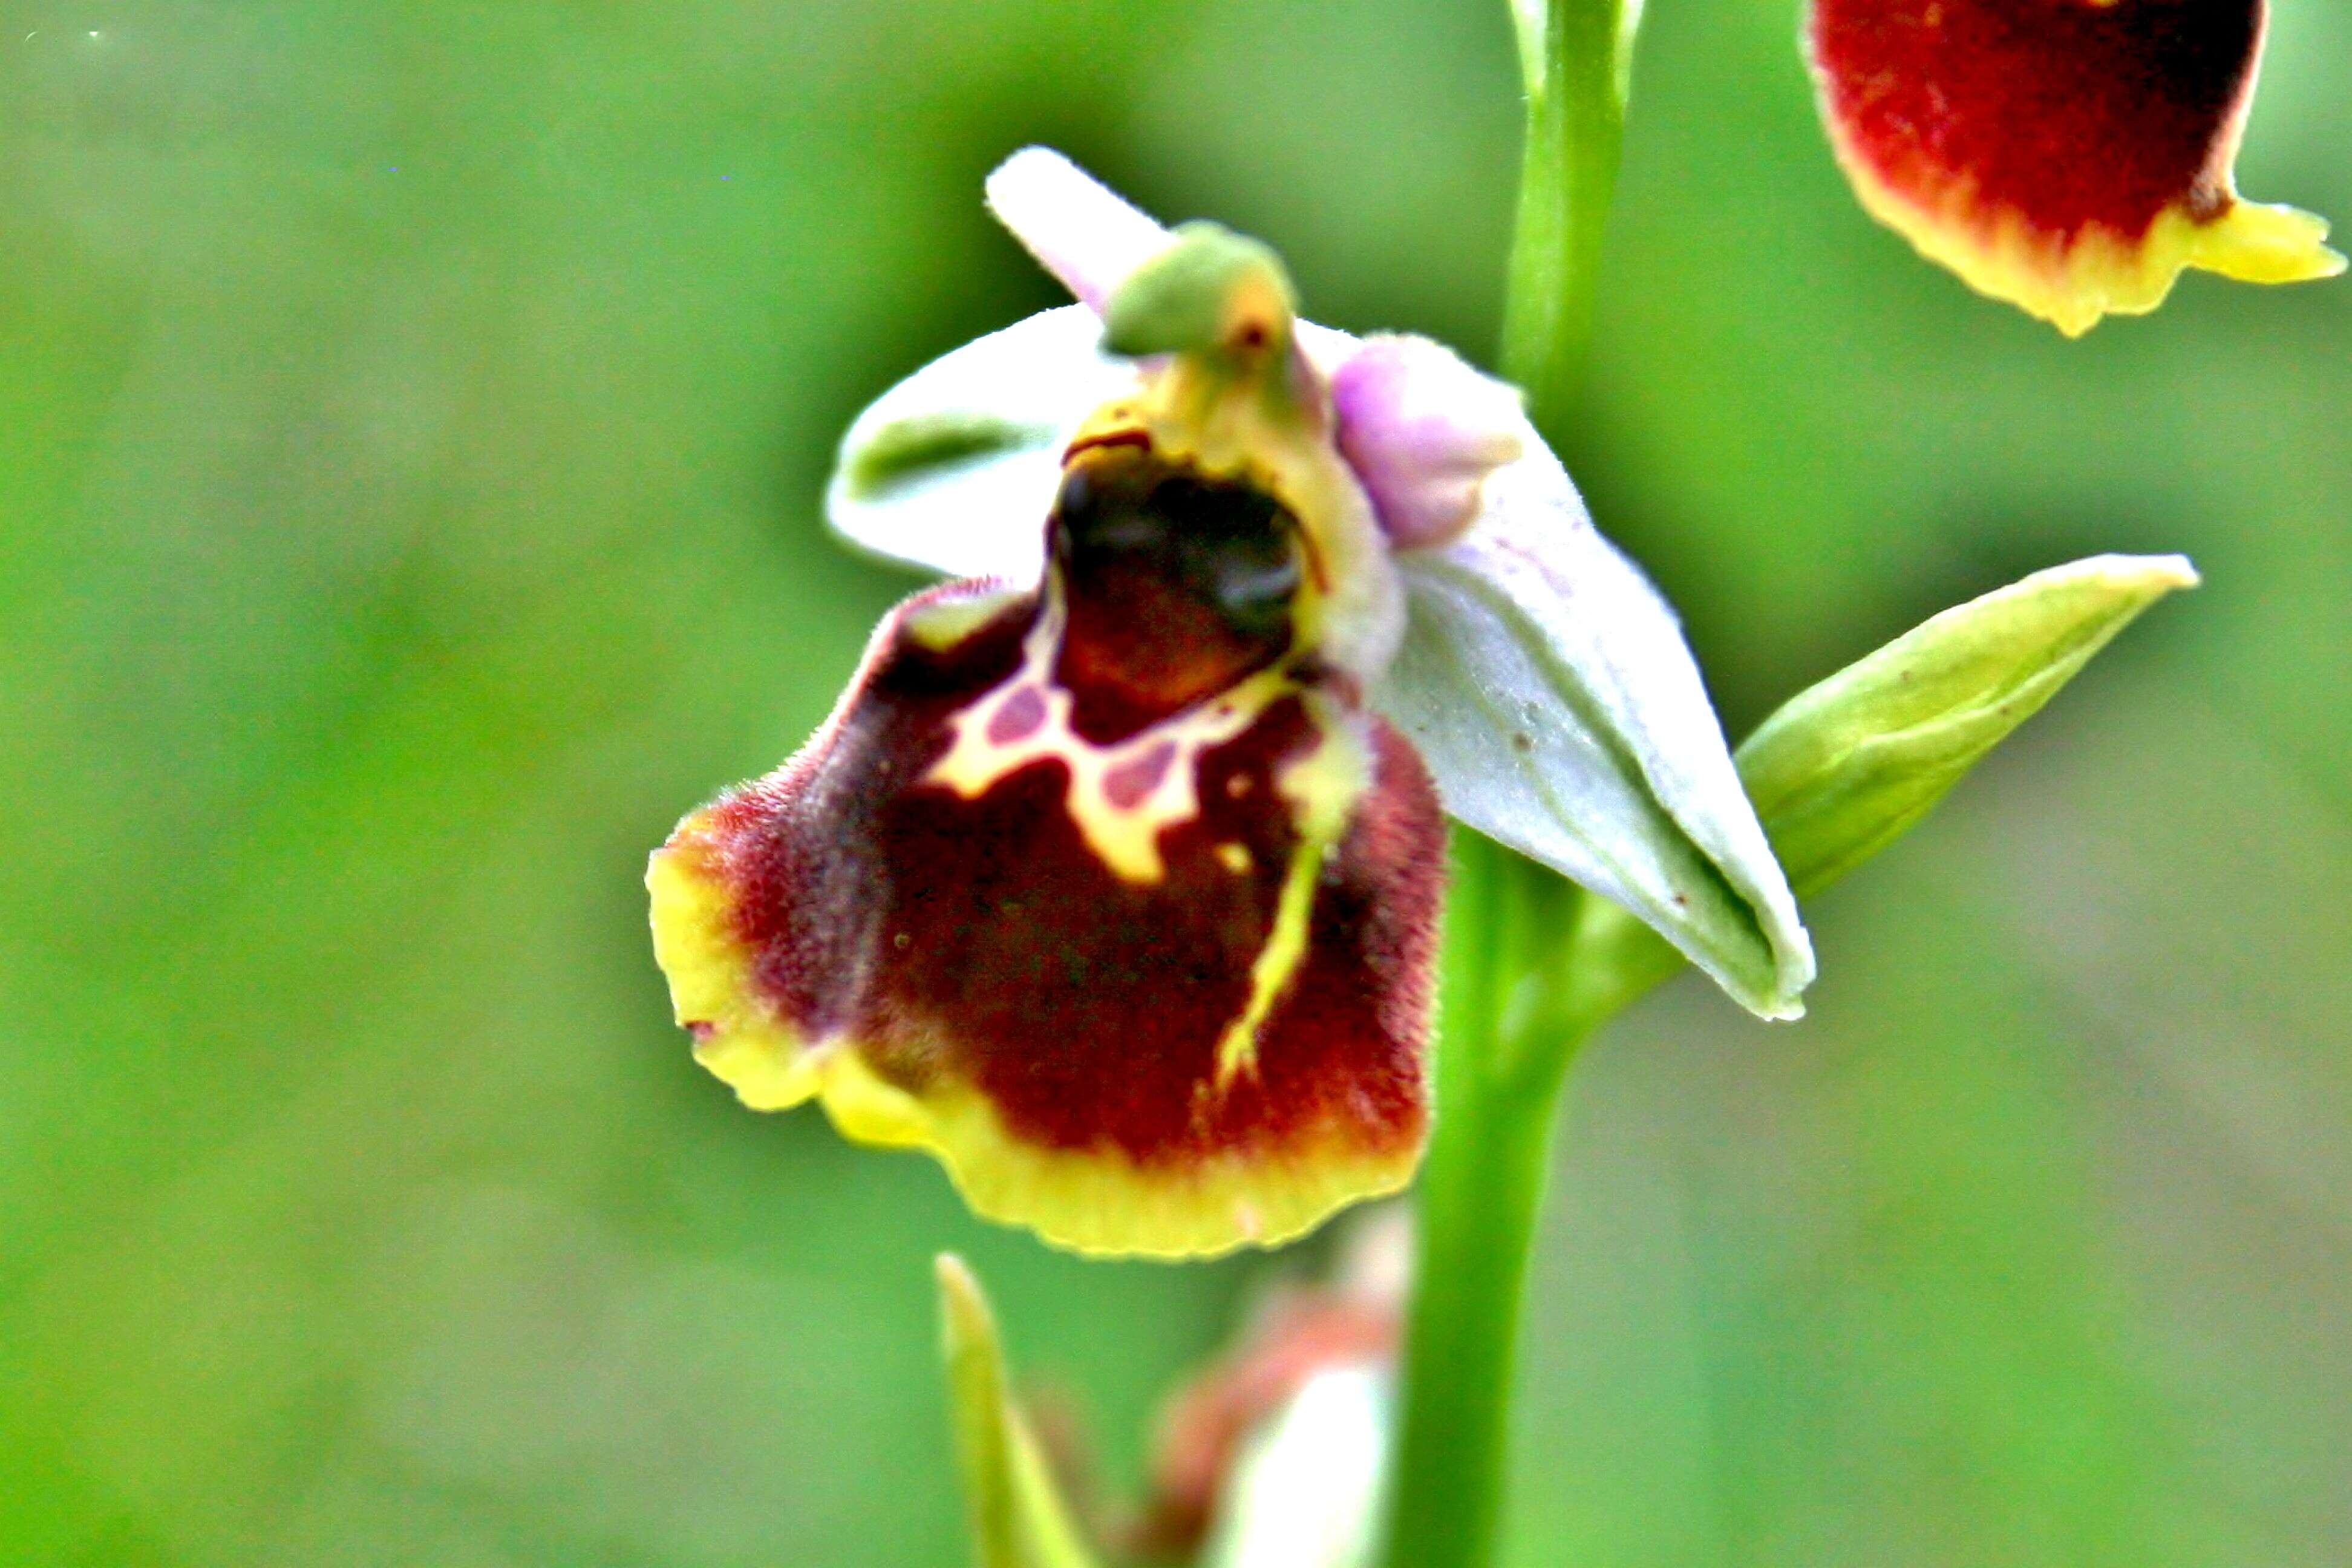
<box><xmin>648</xmin><ymin>149</ymin><xmax>1811</xmax><ymax>1258</ymax></box>
<box><xmin>1809</xmin><ymin>0</ymin><xmax>2344</xmax><ymax>335</ymax></box>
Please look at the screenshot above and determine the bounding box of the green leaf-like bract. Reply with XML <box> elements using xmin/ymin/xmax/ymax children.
<box><xmin>936</xmin><ymin>1255</ymin><xmax>1100</xmax><ymax>1568</ymax></box>
<box><xmin>1739</xmin><ymin>552</ymin><xmax>2198</xmax><ymax>896</ymax></box>
<box><xmin>1558</xmin><ymin>552</ymin><xmax>2198</xmax><ymax>1021</ymax></box>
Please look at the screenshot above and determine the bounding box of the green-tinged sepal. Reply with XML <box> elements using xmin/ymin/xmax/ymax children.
<box><xmin>936</xmin><ymin>1256</ymin><xmax>1101</xmax><ymax>1568</ymax></box>
<box><xmin>1556</xmin><ymin>552</ymin><xmax>2198</xmax><ymax>1028</ymax></box>
<box><xmin>1738</xmin><ymin>552</ymin><xmax>2199</xmax><ymax>896</ymax></box>
<box><xmin>1380</xmin><ymin>457</ymin><xmax>1815</xmax><ymax>1021</ymax></box>
<box><xmin>841</xmin><ymin>410</ymin><xmax>1051</xmax><ymax>503</ymax></box>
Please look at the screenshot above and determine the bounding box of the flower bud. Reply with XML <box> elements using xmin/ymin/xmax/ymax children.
<box><xmin>1202</xmin><ymin>1365</ymin><xmax>1388</xmax><ymax>1568</ymax></box>
<box><xmin>1739</xmin><ymin>553</ymin><xmax>2200</xmax><ymax>896</ymax></box>
<box><xmin>1558</xmin><ymin>554</ymin><xmax>2198</xmax><ymax>1025</ymax></box>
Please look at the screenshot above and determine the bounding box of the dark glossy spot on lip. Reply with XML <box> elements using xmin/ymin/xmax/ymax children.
<box><xmin>1050</xmin><ymin>445</ymin><xmax>1301</xmax><ymax>745</ymax></box>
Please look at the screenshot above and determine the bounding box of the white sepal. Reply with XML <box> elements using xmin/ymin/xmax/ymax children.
<box><xmin>985</xmin><ymin>146</ymin><xmax>1177</xmax><ymax>313</ymax></box>
<box><xmin>1376</xmin><ymin>432</ymin><xmax>1815</xmax><ymax>1019</ymax></box>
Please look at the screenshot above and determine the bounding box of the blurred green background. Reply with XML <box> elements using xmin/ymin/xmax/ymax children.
<box><xmin>4</xmin><ymin>1</ymin><xmax>2348</xmax><ymax>1563</ymax></box>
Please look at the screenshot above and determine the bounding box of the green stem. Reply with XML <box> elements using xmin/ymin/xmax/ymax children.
<box><xmin>1498</xmin><ymin>0</ymin><xmax>1630</xmax><ymax>419</ymax></box>
<box><xmin>1382</xmin><ymin>834</ymin><xmax>1598</xmax><ymax>1568</ymax></box>
<box><xmin>1379</xmin><ymin>2</ymin><xmax>1635</xmax><ymax>1564</ymax></box>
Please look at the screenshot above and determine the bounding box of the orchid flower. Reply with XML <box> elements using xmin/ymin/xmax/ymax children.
<box><xmin>647</xmin><ymin>149</ymin><xmax>1811</xmax><ymax>1259</ymax></box>
<box><xmin>1808</xmin><ymin>0</ymin><xmax>2344</xmax><ymax>335</ymax></box>
<box><xmin>1138</xmin><ymin>1212</ymin><xmax>1407</xmax><ymax>1566</ymax></box>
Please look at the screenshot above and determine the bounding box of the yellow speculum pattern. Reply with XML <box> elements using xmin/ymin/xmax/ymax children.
<box><xmin>923</xmin><ymin>595</ymin><xmax>1299</xmax><ymax>886</ymax></box>
<box><xmin>1211</xmin><ymin>693</ymin><xmax>1368</xmax><ymax>1088</ymax></box>
<box><xmin>924</xmin><ymin>598</ymin><xmax>1369</xmax><ymax>1094</ymax></box>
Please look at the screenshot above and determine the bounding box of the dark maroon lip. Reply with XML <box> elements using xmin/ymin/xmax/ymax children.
<box><xmin>670</xmin><ymin>574</ymin><xmax>1443</xmax><ymax>1172</ymax></box>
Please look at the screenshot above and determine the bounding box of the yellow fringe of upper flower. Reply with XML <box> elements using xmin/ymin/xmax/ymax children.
<box><xmin>1837</xmin><ymin>155</ymin><xmax>2344</xmax><ymax>336</ymax></box>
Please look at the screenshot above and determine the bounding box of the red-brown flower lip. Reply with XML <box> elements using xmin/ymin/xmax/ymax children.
<box><xmin>1807</xmin><ymin>0</ymin><xmax>2342</xmax><ymax>332</ymax></box>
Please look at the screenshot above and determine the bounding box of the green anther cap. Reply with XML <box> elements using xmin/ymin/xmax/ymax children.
<box><xmin>1102</xmin><ymin>221</ymin><xmax>1298</xmax><ymax>362</ymax></box>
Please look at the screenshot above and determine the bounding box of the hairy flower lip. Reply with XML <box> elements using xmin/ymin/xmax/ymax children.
<box><xmin>652</xmin><ymin>518</ymin><xmax>1446</xmax><ymax>1256</ymax></box>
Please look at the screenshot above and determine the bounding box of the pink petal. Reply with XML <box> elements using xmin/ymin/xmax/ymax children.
<box><xmin>1330</xmin><ymin>336</ymin><xmax>1523</xmax><ymax>551</ymax></box>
